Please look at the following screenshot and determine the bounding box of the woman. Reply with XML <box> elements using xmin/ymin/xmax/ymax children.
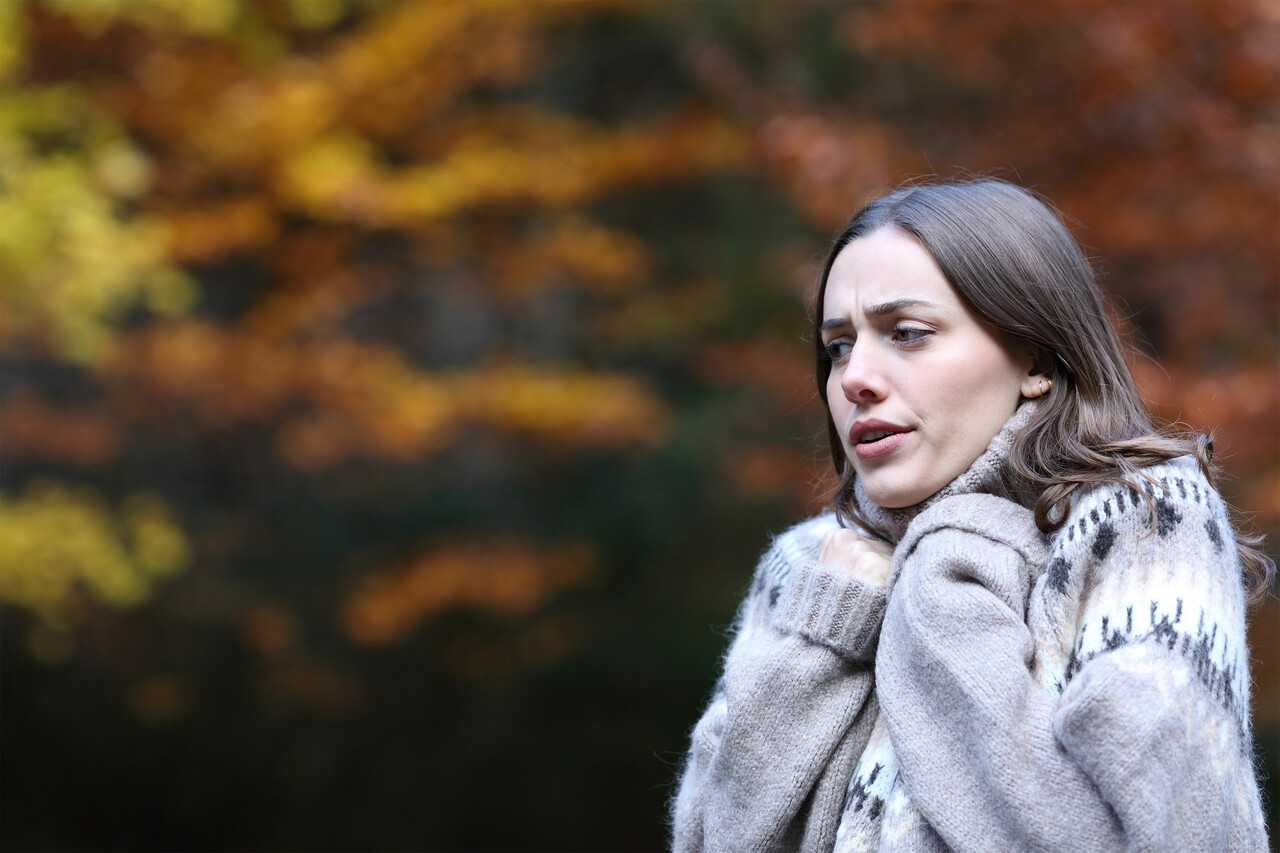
<box><xmin>671</xmin><ymin>178</ymin><xmax>1273</xmax><ymax>852</ymax></box>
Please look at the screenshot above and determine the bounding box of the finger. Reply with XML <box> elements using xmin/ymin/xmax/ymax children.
<box><xmin>820</xmin><ymin>529</ymin><xmax>872</xmax><ymax>565</ymax></box>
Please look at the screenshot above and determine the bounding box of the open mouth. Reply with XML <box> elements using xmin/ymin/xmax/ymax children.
<box><xmin>851</xmin><ymin>426</ymin><xmax>910</xmax><ymax>459</ymax></box>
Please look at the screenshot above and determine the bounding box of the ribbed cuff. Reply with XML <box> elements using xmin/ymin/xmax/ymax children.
<box><xmin>773</xmin><ymin>560</ymin><xmax>887</xmax><ymax>663</ymax></box>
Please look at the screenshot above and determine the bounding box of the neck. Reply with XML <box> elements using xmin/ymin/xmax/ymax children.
<box><xmin>850</xmin><ymin>401</ymin><xmax>1039</xmax><ymax>542</ymax></box>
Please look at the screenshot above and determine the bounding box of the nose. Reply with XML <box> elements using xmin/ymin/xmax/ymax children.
<box><xmin>838</xmin><ymin>342</ymin><xmax>887</xmax><ymax>403</ymax></box>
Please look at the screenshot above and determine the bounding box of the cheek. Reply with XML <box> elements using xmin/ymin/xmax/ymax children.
<box><xmin>826</xmin><ymin>373</ymin><xmax>845</xmax><ymax>415</ymax></box>
<box><xmin>826</xmin><ymin>375</ymin><xmax>853</xmax><ymax>446</ymax></box>
<box><xmin>920</xmin><ymin>348</ymin><xmax>1023</xmax><ymax>427</ymax></box>
<box><xmin>908</xmin><ymin>350</ymin><xmax>973</xmax><ymax>406</ymax></box>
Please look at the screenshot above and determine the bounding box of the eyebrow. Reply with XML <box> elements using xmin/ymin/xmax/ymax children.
<box><xmin>820</xmin><ymin>298</ymin><xmax>941</xmax><ymax>333</ymax></box>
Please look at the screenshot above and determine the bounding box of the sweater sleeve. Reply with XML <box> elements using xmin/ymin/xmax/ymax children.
<box><xmin>672</xmin><ymin>527</ymin><xmax>888</xmax><ymax>853</ymax></box>
<box><xmin>875</xmin><ymin>488</ymin><xmax>1266</xmax><ymax>853</ymax></box>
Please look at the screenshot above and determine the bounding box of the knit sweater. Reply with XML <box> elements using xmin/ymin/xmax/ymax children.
<box><xmin>671</xmin><ymin>405</ymin><xmax>1267</xmax><ymax>852</ymax></box>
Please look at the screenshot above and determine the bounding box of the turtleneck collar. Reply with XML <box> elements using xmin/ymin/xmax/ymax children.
<box><xmin>851</xmin><ymin>400</ymin><xmax>1040</xmax><ymax>543</ymax></box>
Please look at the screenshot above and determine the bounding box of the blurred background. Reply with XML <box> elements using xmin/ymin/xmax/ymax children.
<box><xmin>0</xmin><ymin>1</ymin><xmax>1276</xmax><ymax>850</ymax></box>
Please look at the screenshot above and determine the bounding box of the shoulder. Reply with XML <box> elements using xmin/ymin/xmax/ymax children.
<box><xmin>1053</xmin><ymin>456</ymin><xmax>1232</xmax><ymax>561</ymax></box>
<box><xmin>1042</xmin><ymin>458</ymin><xmax>1254</xmax><ymax>743</ymax></box>
<box><xmin>733</xmin><ymin>511</ymin><xmax>841</xmax><ymax>638</ymax></box>
<box><xmin>1042</xmin><ymin>457</ymin><xmax>1249</xmax><ymax>675</ymax></box>
<box><xmin>1044</xmin><ymin>456</ymin><xmax>1238</xmax><ymax>602</ymax></box>
<box><xmin>755</xmin><ymin>511</ymin><xmax>842</xmax><ymax>590</ymax></box>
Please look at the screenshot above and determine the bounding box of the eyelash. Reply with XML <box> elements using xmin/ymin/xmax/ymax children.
<box><xmin>891</xmin><ymin>326</ymin><xmax>931</xmax><ymax>344</ymax></box>
<box><xmin>824</xmin><ymin>326</ymin><xmax>932</xmax><ymax>362</ymax></box>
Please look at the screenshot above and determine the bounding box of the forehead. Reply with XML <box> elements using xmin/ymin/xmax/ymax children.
<box><xmin>823</xmin><ymin>228</ymin><xmax>959</xmax><ymax>317</ymax></box>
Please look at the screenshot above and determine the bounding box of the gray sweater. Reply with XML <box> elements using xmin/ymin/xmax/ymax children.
<box><xmin>672</xmin><ymin>408</ymin><xmax>1267</xmax><ymax>852</ymax></box>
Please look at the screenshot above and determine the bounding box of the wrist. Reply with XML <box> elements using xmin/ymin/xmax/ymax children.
<box><xmin>773</xmin><ymin>560</ymin><xmax>887</xmax><ymax>662</ymax></box>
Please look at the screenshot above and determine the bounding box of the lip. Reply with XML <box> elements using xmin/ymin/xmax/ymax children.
<box><xmin>848</xmin><ymin>419</ymin><xmax>913</xmax><ymax>460</ymax></box>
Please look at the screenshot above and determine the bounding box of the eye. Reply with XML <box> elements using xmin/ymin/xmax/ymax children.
<box><xmin>890</xmin><ymin>326</ymin><xmax>932</xmax><ymax>344</ymax></box>
<box><xmin>824</xmin><ymin>340</ymin><xmax>853</xmax><ymax>362</ymax></box>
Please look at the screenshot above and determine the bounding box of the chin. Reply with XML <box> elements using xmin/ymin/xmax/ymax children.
<box><xmin>860</xmin><ymin>481</ymin><xmax>929</xmax><ymax>510</ymax></box>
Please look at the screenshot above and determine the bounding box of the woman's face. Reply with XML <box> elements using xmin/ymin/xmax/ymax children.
<box><xmin>821</xmin><ymin>227</ymin><xmax>1035</xmax><ymax>508</ymax></box>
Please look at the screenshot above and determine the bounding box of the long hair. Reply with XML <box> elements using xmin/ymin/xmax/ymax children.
<box><xmin>813</xmin><ymin>178</ymin><xmax>1274</xmax><ymax>604</ymax></box>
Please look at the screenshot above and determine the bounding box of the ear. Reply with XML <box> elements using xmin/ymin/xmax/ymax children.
<box><xmin>1019</xmin><ymin>350</ymin><xmax>1056</xmax><ymax>399</ymax></box>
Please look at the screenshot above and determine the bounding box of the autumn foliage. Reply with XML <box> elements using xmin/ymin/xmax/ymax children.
<box><xmin>1</xmin><ymin>1</ymin><xmax>1276</xmax><ymax>849</ymax></box>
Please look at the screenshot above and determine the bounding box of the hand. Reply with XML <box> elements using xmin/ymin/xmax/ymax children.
<box><xmin>819</xmin><ymin>527</ymin><xmax>894</xmax><ymax>587</ymax></box>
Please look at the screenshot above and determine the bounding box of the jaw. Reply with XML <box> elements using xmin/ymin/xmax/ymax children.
<box><xmin>850</xmin><ymin>433</ymin><xmax>935</xmax><ymax>508</ymax></box>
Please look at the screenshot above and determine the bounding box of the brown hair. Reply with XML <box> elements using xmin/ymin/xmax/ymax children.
<box><xmin>813</xmin><ymin>178</ymin><xmax>1274</xmax><ymax>604</ymax></box>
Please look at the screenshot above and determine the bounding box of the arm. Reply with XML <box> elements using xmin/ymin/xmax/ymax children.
<box><xmin>876</xmin><ymin>490</ymin><xmax>1264</xmax><ymax>852</ymax></box>
<box><xmin>672</xmin><ymin>530</ymin><xmax>887</xmax><ymax>853</ymax></box>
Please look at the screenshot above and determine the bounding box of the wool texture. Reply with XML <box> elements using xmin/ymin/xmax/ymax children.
<box><xmin>671</xmin><ymin>405</ymin><xmax>1267</xmax><ymax>852</ymax></box>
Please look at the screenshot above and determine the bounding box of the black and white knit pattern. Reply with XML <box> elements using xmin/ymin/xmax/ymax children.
<box><xmin>1029</xmin><ymin>457</ymin><xmax>1252</xmax><ymax>744</ymax></box>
